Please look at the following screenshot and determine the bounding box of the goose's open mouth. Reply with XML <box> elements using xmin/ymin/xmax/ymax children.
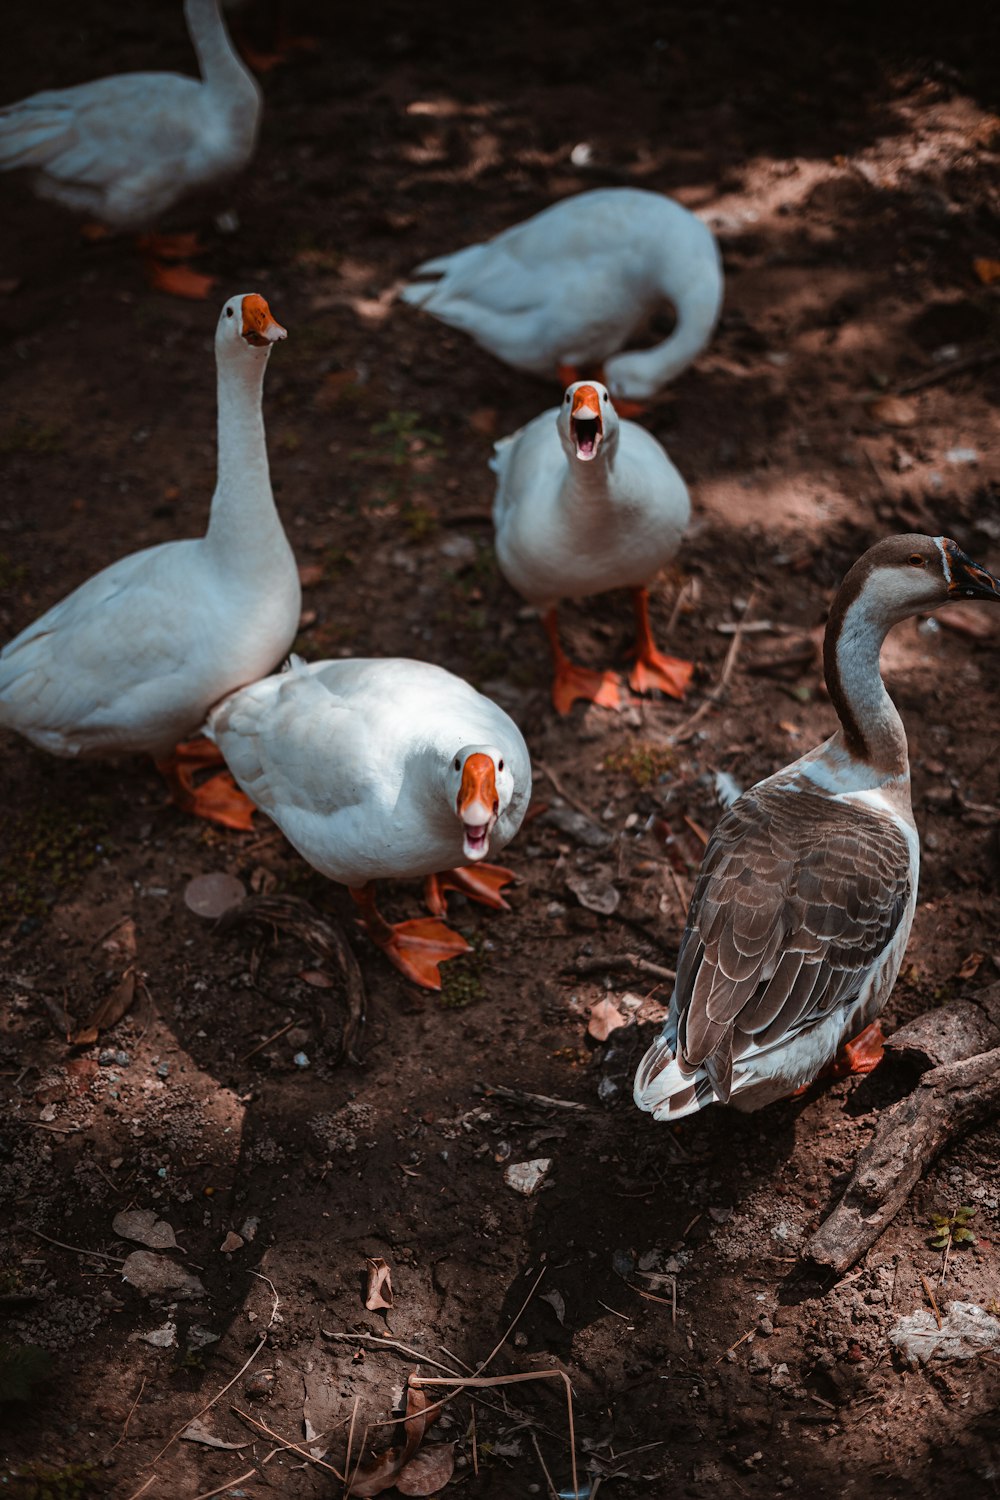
<box><xmin>570</xmin><ymin>384</ymin><xmax>603</xmax><ymax>461</ymax></box>
<box><xmin>457</xmin><ymin>752</ymin><xmax>499</xmax><ymax>862</ymax></box>
<box><xmin>462</xmin><ymin>821</ymin><xmax>492</xmax><ymax>859</ymax></box>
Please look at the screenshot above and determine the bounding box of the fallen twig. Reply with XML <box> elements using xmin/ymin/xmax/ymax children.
<box><xmin>482</xmin><ymin>1082</ymin><xmax>589</xmax><ymax>1112</ymax></box>
<box><xmin>322</xmin><ymin>1331</ymin><xmax>462</xmax><ymax>1377</ymax></box>
<box><xmin>562</xmin><ymin>953</ymin><xmax>676</xmax><ymax>983</ymax></box>
<box><xmin>893</xmin><ymin>345</ymin><xmax>1000</xmax><ymax>395</ymax></box>
<box><xmin>671</xmin><ymin>589</ymin><xmax>757</xmax><ymax>745</ymax></box>
<box><xmin>221</xmin><ymin>894</ymin><xmax>366</xmax><ymax>1063</ymax></box>
<box><xmin>806</xmin><ymin>1044</ymin><xmax>1000</xmax><ymax>1273</ymax></box>
<box><xmin>919</xmin><ymin>1274</ymin><xmax>943</xmax><ymax>1329</ymax></box>
<box><xmin>231</xmin><ymin>1404</ymin><xmax>345</xmax><ymax>1481</ymax></box>
<box><xmin>240</xmin><ymin>1015</ymin><xmax>306</xmax><ymax>1064</ymax></box>
<box><xmin>104</xmin><ymin>1376</ymin><xmax>146</xmax><ymax>1459</ymax></box>
<box><xmin>150</xmin><ymin>1271</ymin><xmax>280</xmax><ymax>1465</ymax></box>
<box><xmin>22</xmin><ymin>1227</ymin><xmax>125</xmax><ymax>1263</ymax></box>
<box><xmin>537</xmin><ymin>760</ymin><xmax>598</xmax><ymax>821</ymax></box>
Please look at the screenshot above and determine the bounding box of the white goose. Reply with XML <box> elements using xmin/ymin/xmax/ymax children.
<box><xmin>492</xmin><ymin>379</ymin><xmax>692</xmax><ymax>714</ymax></box>
<box><xmin>634</xmin><ymin>534</ymin><xmax>1000</xmax><ymax>1120</ymax></box>
<box><xmin>401</xmin><ymin>188</ymin><xmax>723</xmax><ymax>406</ymax></box>
<box><xmin>0</xmin><ymin>0</ymin><xmax>261</xmax><ymax>298</ymax></box>
<box><xmin>206</xmin><ymin>657</ymin><xmax>531</xmax><ymax>989</ymax></box>
<box><xmin>0</xmin><ymin>293</ymin><xmax>300</xmax><ymax>829</ymax></box>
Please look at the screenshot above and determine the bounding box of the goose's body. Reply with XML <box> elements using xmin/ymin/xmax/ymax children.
<box><xmin>207</xmin><ymin>656</ymin><xmax>531</xmax><ymax>986</ymax></box>
<box><xmin>0</xmin><ymin>293</ymin><xmax>299</xmax><ymax>825</ymax></box>
<box><xmin>402</xmin><ymin>188</ymin><xmax>723</xmax><ymax>403</ymax></box>
<box><xmin>0</xmin><ymin>0</ymin><xmax>260</xmax><ymax>294</ymax></box>
<box><xmin>634</xmin><ymin>535</ymin><xmax>1000</xmax><ymax>1119</ymax></box>
<box><xmin>492</xmin><ymin>380</ymin><xmax>692</xmax><ymax>713</ymax></box>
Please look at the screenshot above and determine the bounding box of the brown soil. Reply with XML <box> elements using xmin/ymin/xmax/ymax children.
<box><xmin>1</xmin><ymin>2</ymin><xmax>999</xmax><ymax>1496</ymax></box>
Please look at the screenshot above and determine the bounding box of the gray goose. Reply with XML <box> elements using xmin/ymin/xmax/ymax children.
<box><xmin>634</xmin><ymin>534</ymin><xmax>1000</xmax><ymax>1119</ymax></box>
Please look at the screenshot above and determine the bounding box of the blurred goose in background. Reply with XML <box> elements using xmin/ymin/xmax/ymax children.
<box><xmin>492</xmin><ymin>379</ymin><xmax>692</xmax><ymax>714</ymax></box>
<box><xmin>0</xmin><ymin>0</ymin><xmax>261</xmax><ymax>297</ymax></box>
<box><xmin>206</xmin><ymin>657</ymin><xmax>531</xmax><ymax>989</ymax></box>
<box><xmin>401</xmin><ymin>188</ymin><xmax>723</xmax><ymax>408</ymax></box>
<box><xmin>634</xmin><ymin>534</ymin><xmax>1000</xmax><ymax>1120</ymax></box>
<box><xmin>0</xmin><ymin>294</ymin><xmax>299</xmax><ymax>828</ymax></box>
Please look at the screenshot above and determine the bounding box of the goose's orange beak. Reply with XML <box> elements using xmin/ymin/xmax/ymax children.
<box><xmin>241</xmin><ymin>294</ymin><xmax>287</xmax><ymax>346</ymax></box>
<box><xmin>457</xmin><ymin>752</ymin><xmax>498</xmax><ymax>860</ymax></box>
<box><xmin>570</xmin><ymin>384</ymin><xmax>603</xmax><ymax>460</ymax></box>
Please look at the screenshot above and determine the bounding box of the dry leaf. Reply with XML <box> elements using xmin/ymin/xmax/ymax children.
<box><xmin>184</xmin><ymin>872</ymin><xmax>247</xmax><ymax>919</ymax></box>
<box><xmin>298</xmin><ymin>562</ymin><xmax>325</xmax><ymax>588</ymax></box>
<box><xmin>181</xmin><ymin>1418</ymin><xmax>250</xmax><ymax>1450</ymax></box>
<box><xmin>957</xmin><ymin>951</ymin><xmax>985</xmax><ymax>980</ymax></box>
<box><xmin>396</xmin><ymin>1443</ymin><xmax>456</xmax><ymax>1495</ymax></box>
<box><xmin>299</xmin><ymin>969</ymin><xmax>336</xmax><ymax>988</ymax></box>
<box><xmin>121</xmin><ymin>1251</ymin><xmax>205</xmax><ymax>1301</ymax></box>
<box><xmin>348</xmin><ymin>1383</ymin><xmax>429</xmax><ymax>1496</ymax></box>
<box><xmin>587</xmin><ymin>997</ymin><xmax>628</xmax><ymax>1042</ymax></box>
<box><xmin>974</xmin><ymin>257</ymin><xmax>1000</xmax><ymax>286</ymax></box>
<box><xmin>365</xmin><ymin>1256</ymin><xmax>393</xmax><ymax>1311</ymax></box>
<box><xmin>70</xmin><ymin>967</ymin><xmax>137</xmax><ymax>1047</ymax></box>
<box><xmin>112</xmin><ymin>1209</ymin><xmax>178</xmax><ymax>1251</ymax></box>
<box><xmin>566</xmin><ymin>868</ymin><xmax>620</xmax><ymax>915</ymax></box>
<box><xmin>870</xmin><ymin>395</ymin><xmax>918</xmax><ymax>427</ymax></box>
<box><xmin>220</xmin><ymin>1231</ymin><xmax>244</xmax><ymax>1254</ymax></box>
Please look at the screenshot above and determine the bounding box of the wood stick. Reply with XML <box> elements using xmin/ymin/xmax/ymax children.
<box><xmin>562</xmin><ymin>952</ymin><xmax>676</xmax><ymax>982</ymax></box>
<box><xmin>806</xmin><ymin>1045</ymin><xmax>1000</xmax><ymax>1274</ymax></box>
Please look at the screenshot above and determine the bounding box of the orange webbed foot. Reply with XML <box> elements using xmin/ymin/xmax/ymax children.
<box><xmin>155</xmin><ymin>742</ymin><xmax>257</xmax><ymax>832</ymax></box>
<box><xmin>628</xmin><ymin>650</ymin><xmax>694</xmax><ymax>700</ymax></box>
<box><xmin>143</xmin><ymin>259</ymin><xmax>216</xmax><ymax>300</ymax></box>
<box><xmin>832</xmin><ymin>1021</ymin><xmax>885</xmax><ymax>1078</ymax></box>
<box><xmin>551</xmin><ymin>661</ymin><xmax>622</xmax><ymax>717</ymax></box>
<box><xmin>425</xmin><ymin>864</ymin><xmax>515</xmax><ymax>917</ymax></box>
<box><xmin>368</xmin><ymin>916</ymin><xmax>471</xmax><ymax>990</ymax></box>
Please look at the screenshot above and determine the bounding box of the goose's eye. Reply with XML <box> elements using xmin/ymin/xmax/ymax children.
<box><xmin>454</xmin><ymin>756</ymin><xmax>461</xmax><ymax>770</ymax></box>
<box><xmin>226</xmin><ymin>306</ymin><xmax>234</xmax><ymax>318</ymax></box>
<box><xmin>498</xmin><ymin>758</ymin><xmax>504</xmax><ymax>772</ymax></box>
<box><xmin>908</xmin><ymin>554</ymin><xmax>926</xmax><ymax>568</ymax></box>
<box><xmin>603</xmin><ymin>392</ymin><xmax>608</xmax><ymax>403</ymax></box>
<box><xmin>564</xmin><ymin>393</ymin><xmax>571</xmax><ymax>403</ymax></box>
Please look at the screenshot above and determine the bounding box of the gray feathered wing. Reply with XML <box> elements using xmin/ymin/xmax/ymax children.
<box><xmin>653</xmin><ymin>782</ymin><xmax>913</xmax><ymax>1107</ymax></box>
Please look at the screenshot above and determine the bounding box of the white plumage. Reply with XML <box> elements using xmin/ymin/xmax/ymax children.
<box><xmin>0</xmin><ymin>0</ymin><xmax>260</xmax><ymax>233</ymax></box>
<box><xmin>401</xmin><ymin>188</ymin><xmax>723</xmax><ymax>403</ymax></box>
<box><xmin>492</xmin><ymin>380</ymin><xmax>692</xmax><ymax>713</ymax></box>
<box><xmin>0</xmin><ymin>294</ymin><xmax>299</xmax><ymax>785</ymax></box>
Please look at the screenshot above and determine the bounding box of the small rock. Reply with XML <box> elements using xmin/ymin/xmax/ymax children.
<box><xmin>220</xmin><ymin>1232</ymin><xmax>245</xmax><ymax>1255</ymax></box>
<box><xmin>944</xmin><ymin>447</ymin><xmax>979</xmax><ymax>465</ymax></box>
<box><xmin>121</xmin><ymin>1251</ymin><xmax>205</xmax><ymax>1301</ymax></box>
<box><xmin>504</xmin><ymin>1159</ymin><xmax>552</xmax><ymax>1196</ymax></box>
<box><xmin>890</xmin><ymin>1301</ymin><xmax>1000</xmax><ymax>1365</ymax></box>
<box><xmin>244</xmin><ymin>1370</ymin><xmax>277</xmax><ymax>1398</ymax></box>
<box><xmin>130</xmin><ymin>1320</ymin><xmax>177</xmax><ymax>1348</ymax></box>
<box><xmin>184</xmin><ymin>872</ymin><xmax>246</xmax><ymax>919</ymax></box>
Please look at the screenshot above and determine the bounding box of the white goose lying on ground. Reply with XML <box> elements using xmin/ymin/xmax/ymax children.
<box><xmin>0</xmin><ymin>0</ymin><xmax>260</xmax><ymax>298</ymax></box>
<box><xmin>492</xmin><ymin>379</ymin><xmax>692</xmax><ymax>714</ymax></box>
<box><xmin>206</xmin><ymin>657</ymin><xmax>531</xmax><ymax>989</ymax></box>
<box><xmin>401</xmin><ymin>187</ymin><xmax>723</xmax><ymax>407</ymax></box>
<box><xmin>634</xmin><ymin>534</ymin><xmax>1000</xmax><ymax>1120</ymax></box>
<box><xmin>0</xmin><ymin>293</ymin><xmax>299</xmax><ymax>829</ymax></box>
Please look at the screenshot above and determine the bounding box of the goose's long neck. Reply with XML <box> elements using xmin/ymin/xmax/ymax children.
<box><xmin>562</xmin><ymin>445</ymin><xmax>618</xmax><ymax>518</ymax></box>
<box><xmin>823</xmin><ymin>584</ymin><xmax>909</xmax><ymax>780</ymax></box>
<box><xmin>206</xmin><ymin>352</ymin><xmax>283</xmax><ymax>557</ymax></box>
<box><xmin>185</xmin><ymin>0</ymin><xmax>252</xmax><ymax>90</ymax></box>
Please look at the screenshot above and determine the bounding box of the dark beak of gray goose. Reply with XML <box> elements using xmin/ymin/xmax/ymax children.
<box><xmin>944</xmin><ymin>539</ymin><xmax>1000</xmax><ymax>600</ymax></box>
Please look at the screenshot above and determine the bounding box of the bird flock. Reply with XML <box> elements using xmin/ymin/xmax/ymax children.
<box><xmin>2</xmin><ymin>0</ymin><xmax>999</xmax><ymax>1124</ymax></box>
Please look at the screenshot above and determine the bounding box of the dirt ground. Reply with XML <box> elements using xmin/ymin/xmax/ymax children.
<box><xmin>1</xmin><ymin>1</ymin><xmax>1000</xmax><ymax>1495</ymax></box>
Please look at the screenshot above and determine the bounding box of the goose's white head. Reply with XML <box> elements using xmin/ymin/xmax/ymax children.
<box><xmin>557</xmin><ymin>380</ymin><xmax>619</xmax><ymax>464</ymax></box>
<box><xmin>216</xmin><ymin>292</ymin><xmax>287</xmax><ymax>362</ymax></box>
<box><xmin>448</xmin><ymin>748</ymin><xmax>513</xmax><ymax>860</ymax></box>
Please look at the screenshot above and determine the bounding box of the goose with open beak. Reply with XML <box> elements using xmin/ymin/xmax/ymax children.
<box><xmin>492</xmin><ymin>379</ymin><xmax>693</xmax><ymax>714</ymax></box>
<box><xmin>205</xmin><ymin>655</ymin><xmax>531</xmax><ymax>989</ymax></box>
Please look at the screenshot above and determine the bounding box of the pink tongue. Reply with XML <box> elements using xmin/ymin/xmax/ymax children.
<box><xmin>579</xmin><ymin>436</ymin><xmax>594</xmax><ymax>456</ymax></box>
